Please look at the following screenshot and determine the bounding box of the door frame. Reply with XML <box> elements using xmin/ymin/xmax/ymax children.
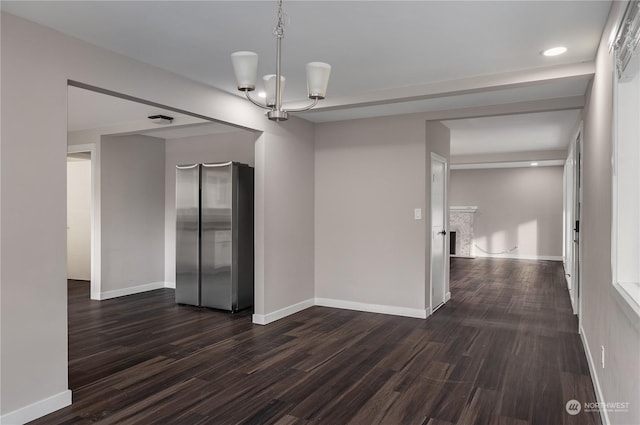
<box><xmin>563</xmin><ymin>123</ymin><xmax>583</xmax><ymax>320</ymax></box>
<box><xmin>564</xmin><ymin>136</ymin><xmax>575</xmax><ymax>310</ymax></box>
<box><xmin>572</xmin><ymin>126</ymin><xmax>584</xmax><ymax>324</ymax></box>
<box><xmin>430</xmin><ymin>152</ymin><xmax>449</xmax><ymax>314</ymax></box>
<box><xmin>67</xmin><ymin>143</ymin><xmax>101</xmax><ymax>300</ymax></box>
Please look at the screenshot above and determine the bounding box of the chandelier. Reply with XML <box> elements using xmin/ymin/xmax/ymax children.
<box><xmin>230</xmin><ymin>0</ymin><xmax>331</xmax><ymax>122</ymax></box>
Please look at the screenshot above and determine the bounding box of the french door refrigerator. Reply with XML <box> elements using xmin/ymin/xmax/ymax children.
<box><xmin>175</xmin><ymin>162</ymin><xmax>254</xmax><ymax>312</ymax></box>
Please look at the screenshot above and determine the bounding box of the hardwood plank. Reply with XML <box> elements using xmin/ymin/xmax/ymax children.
<box><xmin>29</xmin><ymin>259</ymin><xmax>601</xmax><ymax>425</ymax></box>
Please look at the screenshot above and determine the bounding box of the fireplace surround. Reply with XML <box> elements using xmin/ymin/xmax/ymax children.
<box><xmin>449</xmin><ymin>206</ymin><xmax>478</xmax><ymax>258</ymax></box>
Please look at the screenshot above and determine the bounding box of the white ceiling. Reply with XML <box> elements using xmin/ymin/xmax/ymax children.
<box><xmin>3</xmin><ymin>1</ymin><xmax>610</xmax><ymax>102</ymax></box>
<box><xmin>139</xmin><ymin>121</ymin><xmax>244</xmax><ymax>140</ymax></box>
<box><xmin>68</xmin><ymin>86</ymin><xmax>239</xmax><ymax>137</ymax></box>
<box><xmin>68</xmin><ymin>86</ymin><xmax>206</xmax><ymax>132</ymax></box>
<box><xmin>444</xmin><ymin>110</ymin><xmax>581</xmax><ymax>156</ymax></box>
<box><xmin>6</xmin><ymin>1</ymin><xmax>611</xmax><ymax>154</ymax></box>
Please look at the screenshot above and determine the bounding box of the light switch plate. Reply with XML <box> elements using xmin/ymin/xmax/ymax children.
<box><xmin>414</xmin><ymin>208</ymin><xmax>422</xmax><ymax>220</ymax></box>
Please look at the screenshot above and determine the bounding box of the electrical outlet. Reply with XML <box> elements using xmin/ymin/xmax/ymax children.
<box><xmin>601</xmin><ymin>345</ymin><xmax>605</xmax><ymax>369</ymax></box>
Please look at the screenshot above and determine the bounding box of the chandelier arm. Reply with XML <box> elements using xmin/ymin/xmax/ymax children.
<box><xmin>245</xmin><ymin>91</ymin><xmax>273</xmax><ymax>110</ymax></box>
<box><xmin>284</xmin><ymin>98</ymin><xmax>319</xmax><ymax>113</ymax></box>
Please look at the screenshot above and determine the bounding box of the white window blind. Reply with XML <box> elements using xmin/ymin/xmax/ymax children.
<box><xmin>615</xmin><ymin>1</ymin><xmax>640</xmax><ymax>80</ymax></box>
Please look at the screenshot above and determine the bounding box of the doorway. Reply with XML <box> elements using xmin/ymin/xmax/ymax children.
<box><xmin>67</xmin><ymin>144</ymin><xmax>97</xmax><ymax>298</ymax></box>
<box><xmin>65</xmin><ymin>83</ymin><xmax>259</xmax><ymax>394</ymax></box>
<box><xmin>430</xmin><ymin>152</ymin><xmax>449</xmax><ymax>313</ymax></box>
<box><xmin>66</xmin><ymin>84</ymin><xmax>220</xmax><ymax>300</ymax></box>
<box><xmin>66</xmin><ymin>151</ymin><xmax>91</xmax><ymax>283</ymax></box>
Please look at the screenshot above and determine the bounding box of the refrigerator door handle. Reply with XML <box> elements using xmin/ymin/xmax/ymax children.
<box><xmin>202</xmin><ymin>162</ymin><xmax>233</xmax><ymax>168</ymax></box>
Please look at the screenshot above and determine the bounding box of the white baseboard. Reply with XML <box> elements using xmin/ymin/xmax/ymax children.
<box><xmin>252</xmin><ymin>298</ymin><xmax>315</xmax><ymax>325</ymax></box>
<box><xmin>475</xmin><ymin>253</ymin><xmax>562</xmax><ymax>261</ymax></box>
<box><xmin>445</xmin><ymin>292</ymin><xmax>451</xmax><ymax>302</ymax></box>
<box><xmin>98</xmin><ymin>281</ymin><xmax>168</xmax><ymax>300</ymax></box>
<box><xmin>253</xmin><ymin>297</ymin><xmax>430</xmax><ymax>326</ymax></box>
<box><xmin>164</xmin><ymin>281</ymin><xmax>176</xmax><ymax>289</ymax></box>
<box><xmin>579</xmin><ymin>325</ymin><xmax>610</xmax><ymax>425</ymax></box>
<box><xmin>315</xmin><ymin>297</ymin><xmax>428</xmax><ymax>319</ymax></box>
<box><xmin>1</xmin><ymin>389</ymin><xmax>71</xmax><ymax>425</ymax></box>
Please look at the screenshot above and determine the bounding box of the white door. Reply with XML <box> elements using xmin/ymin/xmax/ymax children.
<box><xmin>430</xmin><ymin>153</ymin><xmax>448</xmax><ymax>313</ymax></box>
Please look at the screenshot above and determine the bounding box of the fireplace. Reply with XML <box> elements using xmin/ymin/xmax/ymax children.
<box><xmin>449</xmin><ymin>231</ymin><xmax>456</xmax><ymax>255</ymax></box>
<box><xmin>449</xmin><ymin>206</ymin><xmax>478</xmax><ymax>257</ymax></box>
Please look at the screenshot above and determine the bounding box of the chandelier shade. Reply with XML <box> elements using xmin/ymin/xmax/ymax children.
<box><xmin>231</xmin><ymin>51</ymin><xmax>259</xmax><ymax>91</ymax></box>
<box><xmin>306</xmin><ymin>62</ymin><xmax>331</xmax><ymax>99</ymax></box>
<box><xmin>230</xmin><ymin>0</ymin><xmax>330</xmax><ymax>121</ymax></box>
<box><xmin>263</xmin><ymin>74</ymin><xmax>286</xmax><ymax>107</ymax></box>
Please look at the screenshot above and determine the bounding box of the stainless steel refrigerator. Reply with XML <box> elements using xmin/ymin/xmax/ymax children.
<box><xmin>175</xmin><ymin>162</ymin><xmax>254</xmax><ymax>312</ymax></box>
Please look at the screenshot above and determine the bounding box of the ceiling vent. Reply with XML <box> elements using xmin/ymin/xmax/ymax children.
<box><xmin>148</xmin><ymin>114</ymin><xmax>174</xmax><ymax>124</ymax></box>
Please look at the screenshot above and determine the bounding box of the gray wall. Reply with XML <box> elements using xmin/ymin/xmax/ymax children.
<box><xmin>101</xmin><ymin>135</ymin><xmax>165</xmax><ymax>292</ymax></box>
<box><xmin>261</xmin><ymin>122</ymin><xmax>316</xmax><ymax>315</ymax></box>
<box><xmin>164</xmin><ymin>131</ymin><xmax>257</xmax><ymax>285</ymax></box>
<box><xmin>580</xmin><ymin>2</ymin><xmax>640</xmax><ymax>424</ymax></box>
<box><xmin>314</xmin><ymin>115</ymin><xmax>449</xmax><ymax>314</ymax></box>
<box><xmin>0</xmin><ymin>12</ymin><xmax>315</xmax><ymax>418</ymax></box>
<box><xmin>449</xmin><ymin>166</ymin><xmax>564</xmax><ymax>259</ymax></box>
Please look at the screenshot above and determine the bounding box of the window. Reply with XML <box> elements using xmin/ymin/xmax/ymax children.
<box><xmin>612</xmin><ymin>0</ymin><xmax>640</xmax><ymax>323</ymax></box>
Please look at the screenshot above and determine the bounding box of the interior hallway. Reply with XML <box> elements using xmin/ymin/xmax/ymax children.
<box><xmin>30</xmin><ymin>259</ymin><xmax>600</xmax><ymax>425</ymax></box>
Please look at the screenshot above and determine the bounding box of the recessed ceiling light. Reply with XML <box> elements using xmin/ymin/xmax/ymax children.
<box><xmin>531</xmin><ymin>162</ymin><xmax>539</xmax><ymax>166</ymax></box>
<box><xmin>542</xmin><ymin>46</ymin><xmax>567</xmax><ymax>57</ymax></box>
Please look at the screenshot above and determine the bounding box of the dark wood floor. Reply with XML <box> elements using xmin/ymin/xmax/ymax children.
<box><xmin>30</xmin><ymin>258</ymin><xmax>601</xmax><ymax>425</ymax></box>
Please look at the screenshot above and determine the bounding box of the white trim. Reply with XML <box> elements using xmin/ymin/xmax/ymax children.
<box><xmin>611</xmin><ymin>283</ymin><xmax>640</xmax><ymax>332</ymax></box>
<box><xmin>610</xmin><ymin>47</ymin><xmax>640</xmax><ymax>328</ymax></box>
<box><xmin>0</xmin><ymin>389</ymin><xmax>72</xmax><ymax>425</ymax></box>
<box><xmin>450</xmin><ymin>159</ymin><xmax>564</xmax><ymax>170</ymax></box>
<box><xmin>252</xmin><ymin>298</ymin><xmax>315</xmax><ymax>325</ymax></box>
<box><xmin>579</xmin><ymin>326</ymin><xmax>610</xmax><ymax>425</ymax></box>
<box><xmin>445</xmin><ymin>292</ymin><xmax>451</xmax><ymax>302</ymax></box>
<box><xmin>252</xmin><ymin>296</ymin><xmax>438</xmax><ymax>326</ymax></box>
<box><xmin>97</xmin><ymin>281</ymin><xmax>168</xmax><ymax>300</ymax></box>
<box><xmin>575</xmin><ymin>123</ymin><xmax>584</xmax><ymax>326</ymax></box>
<box><xmin>474</xmin><ymin>253</ymin><xmax>563</xmax><ymax>261</ymax></box>
<box><xmin>164</xmin><ymin>281</ymin><xmax>176</xmax><ymax>289</ymax></box>
<box><xmin>315</xmin><ymin>298</ymin><xmax>428</xmax><ymax>319</ymax></box>
<box><xmin>67</xmin><ymin>143</ymin><xmax>95</xmax><ymax>154</ymax></box>
<box><xmin>450</xmin><ymin>205</ymin><xmax>478</xmax><ymax>213</ymax></box>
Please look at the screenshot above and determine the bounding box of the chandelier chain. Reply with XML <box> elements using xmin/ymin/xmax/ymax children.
<box><xmin>273</xmin><ymin>0</ymin><xmax>288</xmax><ymax>39</ymax></box>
